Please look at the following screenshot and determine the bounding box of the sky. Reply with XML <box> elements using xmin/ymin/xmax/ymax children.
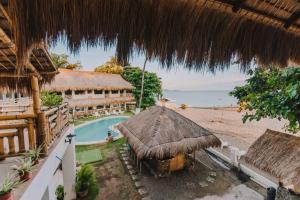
<box><xmin>51</xmin><ymin>42</ymin><xmax>249</xmax><ymax>91</ymax></box>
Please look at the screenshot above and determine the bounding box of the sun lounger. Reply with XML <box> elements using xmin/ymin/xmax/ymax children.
<box><xmin>94</xmin><ymin>112</ymin><xmax>100</xmax><ymax>117</ymax></box>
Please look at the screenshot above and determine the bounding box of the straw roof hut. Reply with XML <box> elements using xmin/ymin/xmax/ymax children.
<box><xmin>7</xmin><ymin>0</ymin><xmax>300</xmax><ymax>72</ymax></box>
<box><xmin>0</xmin><ymin>3</ymin><xmax>57</xmax><ymax>93</ymax></box>
<box><xmin>117</xmin><ymin>106</ymin><xmax>221</xmax><ymax>160</ymax></box>
<box><xmin>44</xmin><ymin>69</ymin><xmax>134</xmax><ymax>92</ymax></box>
<box><xmin>244</xmin><ymin>129</ymin><xmax>300</xmax><ymax>190</ymax></box>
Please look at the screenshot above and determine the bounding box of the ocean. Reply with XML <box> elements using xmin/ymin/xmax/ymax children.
<box><xmin>163</xmin><ymin>90</ymin><xmax>238</xmax><ymax>107</ymax></box>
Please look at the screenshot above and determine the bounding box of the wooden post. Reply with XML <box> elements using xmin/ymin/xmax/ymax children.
<box><xmin>18</xmin><ymin>127</ymin><xmax>26</xmax><ymax>152</ymax></box>
<box><xmin>27</xmin><ymin>118</ymin><xmax>36</xmax><ymax>150</ymax></box>
<box><xmin>37</xmin><ymin>112</ymin><xmax>48</xmax><ymax>156</ymax></box>
<box><xmin>31</xmin><ymin>75</ymin><xmax>41</xmax><ymax>115</ymax></box>
<box><xmin>0</xmin><ymin>137</ymin><xmax>4</xmax><ymax>156</ymax></box>
<box><xmin>139</xmin><ymin>161</ymin><xmax>142</xmax><ymax>174</ymax></box>
<box><xmin>8</xmin><ymin>136</ymin><xmax>15</xmax><ymax>154</ymax></box>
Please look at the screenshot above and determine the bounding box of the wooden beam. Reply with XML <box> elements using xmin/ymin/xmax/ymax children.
<box><xmin>284</xmin><ymin>10</ymin><xmax>300</xmax><ymax>29</ymax></box>
<box><xmin>231</xmin><ymin>0</ymin><xmax>246</xmax><ymax>12</ymax></box>
<box><xmin>0</xmin><ymin>72</ymin><xmax>28</xmax><ymax>78</ymax></box>
<box><xmin>0</xmin><ymin>25</ymin><xmax>42</xmax><ymax>79</ymax></box>
<box><xmin>0</xmin><ymin>113</ymin><xmax>35</xmax><ymax>120</ymax></box>
<box><xmin>212</xmin><ymin>0</ymin><xmax>300</xmax><ymax>30</ymax></box>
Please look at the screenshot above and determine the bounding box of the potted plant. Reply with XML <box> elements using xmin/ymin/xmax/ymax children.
<box><xmin>23</xmin><ymin>145</ymin><xmax>44</xmax><ymax>165</ymax></box>
<box><xmin>55</xmin><ymin>185</ymin><xmax>64</xmax><ymax>200</ymax></box>
<box><xmin>0</xmin><ymin>174</ymin><xmax>20</xmax><ymax>200</ymax></box>
<box><xmin>12</xmin><ymin>158</ymin><xmax>33</xmax><ymax>181</ymax></box>
<box><xmin>75</xmin><ymin>164</ymin><xmax>98</xmax><ymax>198</ymax></box>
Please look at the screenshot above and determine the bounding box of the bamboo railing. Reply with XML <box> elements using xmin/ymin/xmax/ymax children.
<box><xmin>0</xmin><ymin>103</ymin><xmax>70</xmax><ymax>159</ymax></box>
<box><xmin>38</xmin><ymin>103</ymin><xmax>69</xmax><ymax>154</ymax></box>
<box><xmin>0</xmin><ymin>114</ymin><xmax>35</xmax><ymax>158</ymax></box>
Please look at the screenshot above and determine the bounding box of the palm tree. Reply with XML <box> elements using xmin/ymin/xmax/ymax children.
<box><xmin>136</xmin><ymin>57</ymin><xmax>147</xmax><ymax>113</ymax></box>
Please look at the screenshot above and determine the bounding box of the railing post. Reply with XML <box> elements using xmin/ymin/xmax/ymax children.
<box><xmin>37</xmin><ymin>112</ymin><xmax>49</xmax><ymax>156</ymax></box>
<box><xmin>0</xmin><ymin>137</ymin><xmax>4</xmax><ymax>159</ymax></box>
<box><xmin>28</xmin><ymin>118</ymin><xmax>36</xmax><ymax>150</ymax></box>
<box><xmin>18</xmin><ymin>127</ymin><xmax>26</xmax><ymax>153</ymax></box>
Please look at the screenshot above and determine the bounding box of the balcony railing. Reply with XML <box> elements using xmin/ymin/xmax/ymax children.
<box><xmin>39</xmin><ymin>103</ymin><xmax>69</xmax><ymax>154</ymax></box>
<box><xmin>0</xmin><ymin>103</ymin><xmax>70</xmax><ymax>159</ymax></box>
<box><xmin>0</xmin><ymin>114</ymin><xmax>35</xmax><ymax>158</ymax></box>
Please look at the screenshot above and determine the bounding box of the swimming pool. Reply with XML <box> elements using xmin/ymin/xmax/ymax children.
<box><xmin>75</xmin><ymin>116</ymin><xmax>128</xmax><ymax>145</ymax></box>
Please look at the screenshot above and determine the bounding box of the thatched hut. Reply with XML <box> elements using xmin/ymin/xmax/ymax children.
<box><xmin>0</xmin><ymin>3</ymin><xmax>57</xmax><ymax>94</ymax></box>
<box><xmin>117</xmin><ymin>106</ymin><xmax>221</xmax><ymax>175</ymax></box>
<box><xmin>7</xmin><ymin>0</ymin><xmax>300</xmax><ymax>72</ymax></box>
<box><xmin>44</xmin><ymin>69</ymin><xmax>135</xmax><ymax>117</ymax></box>
<box><xmin>0</xmin><ymin>3</ymin><xmax>57</xmax><ymax>115</ymax></box>
<box><xmin>244</xmin><ymin>129</ymin><xmax>300</xmax><ymax>193</ymax></box>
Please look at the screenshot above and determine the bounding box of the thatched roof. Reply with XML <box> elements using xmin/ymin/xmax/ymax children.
<box><xmin>244</xmin><ymin>129</ymin><xmax>300</xmax><ymax>188</ymax></box>
<box><xmin>7</xmin><ymin>0</ymin><xmax>300</xmax><ymax>72</ymax></box>
<box><xmin>44</xmin><ymin>69</ymin><xmax>134</xmax><ymax>92</ymax></box>
<box><xmin>117</xmin><ymin>106</ymin><xmax>221</xmax><ymax>159</ymax></box>
<box><xmin>0</xmin><ymin>3</ymin><xmax>57</xmax><ymax>93</ymax></box>
<box><xmin>66</xmin><ymin>97</ymin><xmax>135</xmax><ymax>108</ymax></box>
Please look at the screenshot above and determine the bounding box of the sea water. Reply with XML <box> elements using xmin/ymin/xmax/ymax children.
<box><xmin>163</xmin><ymin>90</ymin><xmax>237</xmax><ymax>107</ymax></box>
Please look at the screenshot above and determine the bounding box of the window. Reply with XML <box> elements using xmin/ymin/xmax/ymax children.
<box><xmin>94</xmin><ymin>90</ymin><xmax>103</xmax><ymax>94</ymax></box>
<box><xmin>88</xmin><ymin>107</ymin><xmax>93</xmax><ymax>110</ymax></box>
<box><xmin>75</xmin><ymin>90</ymin><xmax>85</xmax><ymax>95</ymax></box>
<box><xmin>65</xmin><ymin>90</ymin><xmax>72</xmax><ymax>95</ymax></box>
<box><xmin>112</xmin><ymin>90</ymin><xmax>119</xmax><ymax>94</ymax></box>
<box><xmin>87</xmin><ymin>90</ymin><xmax>93</xmax><ymax>94</ymax></box>
<box><xmin>126</xmin><ymin>90</ymin><xmax>132</xmax><ymax>94</ymax></box>
<box><xmin>96</xmin><ymin>105</ymin><xmax>104</xmax><ymax>109</ymax></box>
<box><xmin>105</xmin><ymin>90</ymin><xmax>110</xmax><ymax>94</ymax></box>
<box><xmin>56</xmin><ymin>92</ymin><xmax>62</xmax><ymax>96</ymax></box>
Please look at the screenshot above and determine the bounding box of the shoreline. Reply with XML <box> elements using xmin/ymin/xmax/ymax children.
<box><xmin>159</xmin><ymin>100</ymin><xmax>292</xmax><ymax>151</ymax></box>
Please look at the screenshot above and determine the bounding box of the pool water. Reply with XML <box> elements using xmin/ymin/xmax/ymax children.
<box><xmin>75</xmin><ymin>117</ymin><xmax>128</xmax><ymax>143</ymax></box>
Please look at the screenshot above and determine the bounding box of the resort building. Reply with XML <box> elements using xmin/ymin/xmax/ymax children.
<box><xmin>44</xmin><ymin>69</ymin><xmax>136</xmax><ymax>118</ymax></box>
<box><xmin>0</xmin><ymin>4</ymin><xmax>76</xmax><ymax>200</ymax></box>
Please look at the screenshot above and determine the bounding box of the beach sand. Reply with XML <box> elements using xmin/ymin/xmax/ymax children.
<box><xmin>162</xmin><ymin>102</ymin><xmax>294</xmax><ymax>151</ymax></box>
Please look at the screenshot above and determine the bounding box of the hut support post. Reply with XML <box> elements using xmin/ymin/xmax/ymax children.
<box><xmin>139</xmin><ymin>160</ymin><xmax>142</xmax><ymax>174</ymax></box>
<box><xmin>31</xmin><ymin>75</ymin><xmax>41</xmax><ymax>115</ymax></box>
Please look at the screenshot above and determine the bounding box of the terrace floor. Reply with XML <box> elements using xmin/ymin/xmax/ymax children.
<box><xmin>86</xmin><ymin>140</ymin><xmax>265</xmax><ymax>200</ymax></box>
<box><xmin>138</xmin><ymin>151</ymin><xmax>265</xmax><ymax>200</ymax></box>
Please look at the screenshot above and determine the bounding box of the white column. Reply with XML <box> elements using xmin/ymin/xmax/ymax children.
<box><xmin>71</xmin><ymin>90</ymin><xmax>75</xmax><ymax>98</ymax></box>
<box><xmin>62</xmin><ymin>141</ymin><xmax>76</xmax><ymax>200</ymax></box>
<box><xmin>62</xmin><ymin>91</ymin><xmax>65</xmax><ymax>98</ymax></box>
<box><xmin>41</xmin><ymin>187</ymin><xmax>50</xmax><ymax>200</ymax></box>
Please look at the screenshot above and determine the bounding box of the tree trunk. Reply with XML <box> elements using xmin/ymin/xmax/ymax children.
<box><xmin>137</xmin><ymin>58</ymin><xmax>147</xmax><ymax>113</ymax></box>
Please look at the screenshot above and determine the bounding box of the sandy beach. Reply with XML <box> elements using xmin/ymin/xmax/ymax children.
<box><xmin>162</xmin><ymin>102</ymin><xmax>297</xmax><ymax>151</ymax></box>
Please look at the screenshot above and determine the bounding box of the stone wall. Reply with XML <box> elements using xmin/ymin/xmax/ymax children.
<box><xmin>276</xmin><ymin>187</ymin><xmax>300</xmax><ymax>200</ymax></box>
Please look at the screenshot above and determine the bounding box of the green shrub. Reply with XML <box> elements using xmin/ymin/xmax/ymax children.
<box><xmin>41</xmin><ymin>91</ymin><xmax>63</xmax><ymax>107</ymax></box>
<box><xmin>75</xmin><ymin>164</ymin><xmax>99</xmax><ymax>200</ymax></box>
<box><xmin>55</xmin><ymin>185</ymin><xmax>64</xmax><ymax>200</ymax></box>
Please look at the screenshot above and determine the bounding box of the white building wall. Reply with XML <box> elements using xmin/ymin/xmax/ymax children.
<box><xmin>20</xmin><ymin>126</ymin><xmax>76</xmax><ymax>200</ymax></box>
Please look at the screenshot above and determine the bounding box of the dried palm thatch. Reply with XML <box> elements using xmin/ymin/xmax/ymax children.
<box><xmin>7</xmin><ymin>0</ymin><xmax>300</xmax><ymax>72</ymax></box>
<box><xmin>43</xmin><ymin>69</ymin><xmax>134</xmax><ymax>92</ymax></box>
<box><xmin>244</xmin><ymin>129</ymin><xmax>300</xmax><ymax>188</ymax></box>
<box><xmin>117</xmin><ymin>106</ymin><xmax>221</xmax><ymax>159</ymax></box>
<box><xmin>0</xmin><ymin>73</ymin><xmax>57</xmax><ymax>94</ymax></box>
<box><xmin>0</xmin><ymin>4</ymin><xmax>57</xmax><ymax>93</ymax></box>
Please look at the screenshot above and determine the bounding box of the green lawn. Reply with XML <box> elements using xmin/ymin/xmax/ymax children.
<box><xmin>77</xmin><ymin>148</ymin><xmax>103</xmax><ymax>164</ymax></box>
<box><xmin>75</xmin><ymin>137</ymin><xmax>127</xmax><ymax>164</ymax></box>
